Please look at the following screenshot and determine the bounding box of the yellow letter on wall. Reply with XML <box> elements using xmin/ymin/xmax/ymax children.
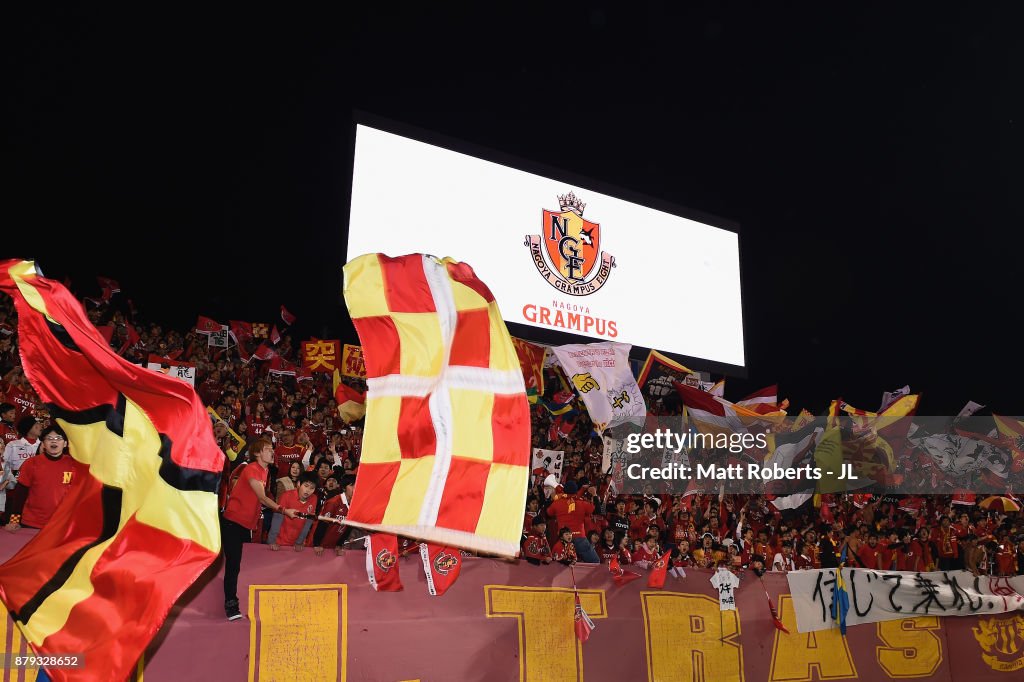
<box><xmin>485</xmin><ymin>586</ymin><xmax>607</xmax><ymax>682</ymax></box>
<box><xmin>876</xmin><ymin>617</ymin><xmax>942</xmax><ymax>678</ymax></box>
<box><xmin>248</xmin><ymin>584</ymin><xmax>348</xmax><ymax>682</ymax></box>
<box><xmin>769</xmin><ymin>595</ymin><xmax>857</xmax><ymax>682</ymax></box>
<box><xmin>640</xmin><ymin>592</ymin><xmax>743</xmax><ymax>682</ymax></box>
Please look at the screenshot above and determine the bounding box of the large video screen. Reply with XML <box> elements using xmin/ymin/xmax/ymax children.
<box><xmin>347</xmin><ymin>123</ymin><xmax>746</xmax><ymax>370</ymax></box>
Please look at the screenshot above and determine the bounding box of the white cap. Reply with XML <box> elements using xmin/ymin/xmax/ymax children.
<box><xmin>543</xmin><ymin>474</ymin><xmax>560</xmax><ymax>490</ymax></box>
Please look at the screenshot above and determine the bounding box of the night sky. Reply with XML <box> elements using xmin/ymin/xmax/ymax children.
<box><xmin>5</xmin><ymin>5</ymin><xmax>1022</xmax><ymax>414</ymax></box>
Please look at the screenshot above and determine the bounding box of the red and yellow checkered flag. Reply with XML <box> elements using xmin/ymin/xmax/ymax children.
<box><xmin>343</xmin><ymin>254</ymin><xmax>529</xmax><ymax>557</ymax></box>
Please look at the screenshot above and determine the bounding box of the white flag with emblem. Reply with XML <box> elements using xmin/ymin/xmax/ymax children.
<box><xmin>550</xmin><ymin>342</ymin><xmax>645</xmax><ymax>431</ymax></box>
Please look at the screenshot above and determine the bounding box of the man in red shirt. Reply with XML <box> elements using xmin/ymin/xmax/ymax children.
<box><xmin>931</xmin><ymin>516</ymin><xmax>959</xmax><ymax>571</ymax></box>
<box><xmin>857</xmin><ymin>532</ymin><xmax>882</xmax><ymax>570</ymax></box>
<box><xmin>222</xmin><ymin>437</ymin><xmax>297</xmax><ymax>621</ymax></box>
<box><xmin>273</xmin><ymin>428</ymin><xmax>305</xmax><ymax>478</ymax></box>
<box><xmin>3</xmin><ymin>425</ymin><xmax>76</xmax><ymax>529</ymax></box>
<box><xmin>545</xmin><ymin>481</ymin><xmax>599</xmax><ymax>563</ymax></box>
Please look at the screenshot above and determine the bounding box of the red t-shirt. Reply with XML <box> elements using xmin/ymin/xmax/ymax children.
<box><xmin>275</xmin><ymin>488</ymin><xmax>319</xmax><ymax>546</ymax></box>
<box><xmin>223</xmin><ymin>462</ymin><xmax>269</xmax><ymax>530</ymax></box>
<box><xmin>857</xmin><ymin>544</ymin><xmax>881</xmax><ymax>570</ymax></box>
<box><xmin>317</xmin><ymin>494</ymin><xmax>349</xmax><ymax>548</ymax></box>
<box><xmin>546</xmin><ymin>495</ymin><xmax>595</xmax><ymax>538</ymax></box>
<box><xmin>0</xmin><ymin>423</ymin><xmax>17</xmax><ymax>449</ymax></box>
<box><xmin>274</xmin><ymin>444</ymin><xmax>306</xmax><ymax>473</ymax></box>
<box><xmin>17</xmin><ymin>454</ymin><xmax>77</xmax><ymax>528</ymax></box>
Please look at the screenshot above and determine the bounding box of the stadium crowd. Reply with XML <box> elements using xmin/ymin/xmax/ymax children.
<box><xmin>1</xmin><ymin>293</ymin><xmax>1023</xmax><ymax>586</ymax></box>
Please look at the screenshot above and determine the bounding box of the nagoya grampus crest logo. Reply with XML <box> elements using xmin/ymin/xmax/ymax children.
<box><xmin>433</xmin><ymin>551</ymin><xmax>459</xmax><ymax>576</ymax></box>
<box><xmin>973</xmin><ymin>615</ymin><xmax>1024</xmax><ymax>672</ymax></box>
<box><xmin>525</xmin><ymin>192</ymin><xmax>615</xmax><ymax>296</ymax></box>
<box><xmin>376</xmin><ymin>548</ymin><xmax>397</xmax><ymax>572</ymax></box>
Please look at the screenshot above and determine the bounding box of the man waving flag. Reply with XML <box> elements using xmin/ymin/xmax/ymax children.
<box><xmin>0</xmin><ymin>261</ymin><xmax>224</xmax><ymax>682</ymax></box>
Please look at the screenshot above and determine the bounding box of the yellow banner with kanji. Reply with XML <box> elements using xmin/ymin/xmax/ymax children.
<box><xmin>302</xmin><ymin>338</ymin><xmax>341</xmax><ymax>374</ymax></box>
<box><xmin>341</xmin><ymin>343</ymin><xmax>367</xmax><ymax>379</ymax></box>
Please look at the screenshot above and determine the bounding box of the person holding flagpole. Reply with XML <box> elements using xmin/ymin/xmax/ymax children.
<box><xmin>221</xmin><ymin>436</ymin><xmax>297</xmax><ymax>621</ymax></box>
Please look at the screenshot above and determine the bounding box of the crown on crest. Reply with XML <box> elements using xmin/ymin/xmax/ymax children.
<box><xmin>557</xmin><ymin>191</ymin><xmax>586</xmax><ymax>216</ymax></box>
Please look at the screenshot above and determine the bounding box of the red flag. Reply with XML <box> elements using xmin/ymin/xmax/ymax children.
<box><xmin>270</xmin><ymin>325</ymin><xmax>281</xmax><ymax>345</ymax></box>
<box><xmin>268</xmin><ymin>356</ymin><xmax>297</xmax><ymax>377</ymax></box>
<box><xmin>251</xmin><ymin>344</ymin><xmax>276</xmax><ymax>361</ymax></box>
<box><xmin>195</xmin><ymin>316</ymin><xmax>222</xmax><ymax>334</ymax></box>
<box><xmin>280</xmin><ymin>305</ymin><xmax>296</xmax><ymax>325</ymax></box>
<box><xmin>117</xmin><ymin>323</ymin><xmax>141</xmax><ymax>355</ymax></box>
<box><xmin>96</xmin><ymin>276</ymin><xmax>120</xmax><ymax>294</ymax></box>
<box><xmin>365</xmin><ymin>534</ymin><xmax>403</xmax><ymax>592</ymax></box>
<box><xmin>647</xmin><ymin>550</ymin><xmax>672</xmax><ymax>589</ymax></box>
<box><xmin>419</xmin><ymin>543</ymin><xmax>463</xmax><ymax>596</ymax></box>
<box><xmin>0</xmin><ymin>261</ymin><xmax>223</xmax><ymax>682</ymax></box>
<box><xmin>228</xmin><ymin>320</ymin><xmax>253</xmax><ymax>345</ymax></box>
<box><xmin>609</xmin><ymin>555</ymin><xmax>641</xmax><ymax>586</ymax></box>
<box><xmin>574</xmin><ymin>591</ymin><xmax>595</xmax><ymax>642</ymax></box>
<box><xmin>761</xmin><ymin>579</ymin><xmax>790</xmax><ymax>633</ymax></box>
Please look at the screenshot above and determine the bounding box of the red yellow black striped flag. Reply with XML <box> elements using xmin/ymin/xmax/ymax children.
<box><xmin>342</xmin><ymin>254</ymin><xmax>530</xmax><ymax>557</ymax></box>
<box><xmin>0</xmin><ymin>261</ymin><xmax>223</xmax><ymax>682</ymax></box>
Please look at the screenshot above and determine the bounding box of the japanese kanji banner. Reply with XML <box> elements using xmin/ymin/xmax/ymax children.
<box><xmin>549</xmin><ymin>342</ymin><xmax>645</xmax><ymax>431</ymax></box>
<box><xmin>342</xmin><ymin>253</ymin><xmax>529</xmax><ymax>557</ymax></box>
<box><xmin>787</xmin><ymin>568</ymin><xmax>1024</xmax><ymax>633</ymax></box>
<box><xmin>146</xmin><ymin>354</ymin><xmax>196</xmax><ymax>387</ymax></box>
<box><xmin>207</xmin><ymin>325</ymin><xmax>229</xmax><ymax>348</ymax></box>
<box><xmin>341</xmin><ymin>343</ymin><xmax>367</xmax><ymax>379</ymax></box>
<box><xmin>302</xmin><ymin>339</ymin><xmax>341</xmax><ymax>374</ymax></box>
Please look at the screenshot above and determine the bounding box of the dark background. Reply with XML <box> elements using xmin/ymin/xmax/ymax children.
<box><xmin>3</xmin><ymin>4</ymin><xmax>1021</xmax><ymax>414</ymax></box>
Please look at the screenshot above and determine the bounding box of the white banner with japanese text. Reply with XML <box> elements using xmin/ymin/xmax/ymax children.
<box><xmin>787</xmin><ymin>567</ymin><xmax>1024</xmax><ymax>633</ymax></box>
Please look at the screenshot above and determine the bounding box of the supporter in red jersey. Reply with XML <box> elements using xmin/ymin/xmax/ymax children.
<box><xmin>931</xmin><ymin>517</ymin><xmax>959</xmax><ymax>571</ymax></box>
<box><xmin>546</xmin><ymin>481</ymin><xmax>599</xmax><ymax>563</ymax></box>
<box><xmin>271</xmin><ymin>473</ymin><xmax>319</xmax><ymax>551</ymax></box>
<box><xmin>222</xmin><ymin>437</ymin><xmax>297</xmax><ymax>621</ymax></box>
<box><xmin>522</xmin><ymin>517</ymin><xmax>552</xmax><ymax>565</ymax></box>
<box><xmin>995</xmin><ymin>537</ymin><xmax>1017</xmax><ymax>576</ymax></box>
<box><xmin>0</xmin><ymin>403</ymin><xmax>17</xmax><ymax>449</ymax></box>
<box><xmin>272</xmin><ymin>428</ymin><xmax>305</xmax><ymax>478</ymax></box>
<box><xmin>794</xmin><ymin>542</ymin><xmax>814</xmax><ymax>570</ymax></box>
<box><xmin>857</xmin><ymin>532</ymin><xmax>882</xmax><ymax>570</ymax></box>
<box><xmin>596</xmin><ymin>528</ymin><xmax>619</xmax><ymax>563</ymax></box>
<box><xmin>629</xmin><ymin>499</ymin><xmax>665</xmax><ymax>541</ymax></box>
<box><xmin>909</xmin><ymin>527</ymin><xmax>934</xmax><ymax>572</ymax></box>
<box><xmin>551</xmin><ymin>527</ymin><xmax>578</xmax><ymax>565</ymax></box>
<box><xmin>878</xmin><ymin>531</ymin><xmax>902</xmax><ymax>571</ymax></box>
<box><xmin>631</xmin><ymin>536</ymin><xmax>661</xmax><ymax>569</ymax></box>
<box><xmin>523</xmin><ymin>496</ymin><xmax>541</xmax><ymax>534</ymax></box>
<box><xmin>4</xmin><ymin>425</ymin><xmax>76</xmax><ymax>529</ymax></box>
<box><xmin>313</xmin><ymin>475</ymin><xmax>354</xmax><ymax>555</ymax></box>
